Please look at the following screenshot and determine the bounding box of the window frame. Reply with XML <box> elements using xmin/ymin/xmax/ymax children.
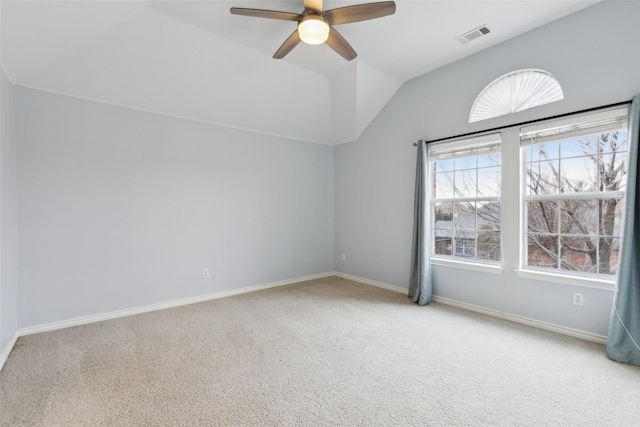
<box><xmin>429</xmin><ymin>133</ymin><xmax>503</xmax><ymax>266</ymax></box>
<box><xmin>519</xmin><ymin>107</ymin><xmax>629</xmax><ymax>282</ymax></box>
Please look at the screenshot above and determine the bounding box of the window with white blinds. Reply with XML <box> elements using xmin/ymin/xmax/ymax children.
<box><xmin>520</xmin><ymin>107</ymin><xmax>629</xmax><ymax>276</ymax></box>
<box><xmin>430</xmin><ymin>133</ymin><xmax>502</xmax><ymax>263</ymax></box>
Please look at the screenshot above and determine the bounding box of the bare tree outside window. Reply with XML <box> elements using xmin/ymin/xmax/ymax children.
<box><xmin>524</xmin><ymin>129</ymin><xmax>628</xmax><ymax>275</ymax></box>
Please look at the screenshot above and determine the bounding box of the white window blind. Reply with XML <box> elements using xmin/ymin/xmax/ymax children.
<box><xmin>520</xmin><ymin>107</ymin><xmax>628</xmax><ymax>144</ymax></box>
<box><xmin>430</xmin><ymin>133</ymin><xmax>501</xmax><ymax>161</ymax></box>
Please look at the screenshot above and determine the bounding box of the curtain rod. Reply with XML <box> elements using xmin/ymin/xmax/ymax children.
<box><xmin>413</xmin><ymin>100</ymin><xmax>632</xmax><ymax>146</ymax></box>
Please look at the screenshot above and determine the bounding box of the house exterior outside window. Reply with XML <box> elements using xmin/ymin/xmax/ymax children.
<box><xmin>430</xmin><ymin>134</ymin><xmax>502</xmax><ymax>264</ymax></box>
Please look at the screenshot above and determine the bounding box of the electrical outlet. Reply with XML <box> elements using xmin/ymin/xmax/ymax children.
<box><xmin>202</xmin><ymin>268</ymin><xmax>210</xmax><ymax>279</ymax></box>
<box><xmin>341</xmin><ymin>254</ymin><xmax>346</xmax><ymax>262</ymax></box>
<box><xmin>573</xmin><ymin>292</ymin><xmax>584</xmax><ymax>307</ymax></box>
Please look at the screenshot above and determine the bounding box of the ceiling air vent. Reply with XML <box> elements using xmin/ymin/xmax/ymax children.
<box><xmin>456</xmin><ymin>25</ymin><xmax>491</xmax><ymax>45</ymax></box>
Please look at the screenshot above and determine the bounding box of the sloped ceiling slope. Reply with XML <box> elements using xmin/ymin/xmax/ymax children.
<box><xmin>1</xmin><ymin>1</ymin><xmax>599</xmax><ymax>145</ymax></box>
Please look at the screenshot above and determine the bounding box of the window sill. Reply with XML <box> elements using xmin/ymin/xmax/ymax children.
<box><xmin>514</xmin><ymin>269</ymin><xmax>615</xmax><ymax>290</ymax></box>
<box><xmin>431</xmin><ymin>257</ymin><xmax>503</xmax><ymax>275</ymax></box>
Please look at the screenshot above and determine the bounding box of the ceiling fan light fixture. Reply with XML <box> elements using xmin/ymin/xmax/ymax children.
<box><xmin>298</xmin><ymin>14</ymin><xmax>330</xmax><ymax>45</ymax></box>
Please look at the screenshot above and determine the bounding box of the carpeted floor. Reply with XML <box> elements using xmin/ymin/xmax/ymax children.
<box><xmin>1</xmin><ymin>276</ymin><xmax>639</xmax><ymax>426</ymax></box>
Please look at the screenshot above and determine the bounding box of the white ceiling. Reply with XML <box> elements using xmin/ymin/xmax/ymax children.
<box><xmin>1</xmin><ymin>0</ymin><xmax>600</xmax><ymax>145</ymax></box>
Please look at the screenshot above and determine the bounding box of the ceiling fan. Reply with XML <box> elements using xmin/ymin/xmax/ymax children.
<box><xmin>230</xmin><ymin>0</ymin><xmax>396</xmax><ymax>61</ymax></box>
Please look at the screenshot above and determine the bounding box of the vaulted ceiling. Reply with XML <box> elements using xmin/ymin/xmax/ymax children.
<box><xmin>1</xmin><ymin>1</ymin><xmax>599</xmax><ymax>145</ymax></box>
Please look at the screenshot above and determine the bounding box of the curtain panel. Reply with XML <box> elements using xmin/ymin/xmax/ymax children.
<box><xmin>607</xmin><ymin>94</ymin><xmax>640</xmax><ymax>366</ymax></box>
<box><xmin>409</xmin><ymin>140</ymin><xmax>432</xmax><ymax>305</ymax></box>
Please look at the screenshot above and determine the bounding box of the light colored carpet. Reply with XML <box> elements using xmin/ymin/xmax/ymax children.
<box><xmin>1</xmin><ymin>276</ymin><xmax>639</xmax><ymax>426</ymax></box>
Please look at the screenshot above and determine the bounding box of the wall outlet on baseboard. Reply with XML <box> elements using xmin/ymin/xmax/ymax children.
<box><xmin>341</xmin><ymin>254</ymin><xmax>346</xmax><ymax>262</ymax></box>
<box><xmin>202</xmin><ymin>268</ymin><xmax>210</xmax><ymax>279</ymax></box>
<box><xmin>573</xmin><ymin>292</ymin><xmax>584</xmax><ymax>306</ymax></box>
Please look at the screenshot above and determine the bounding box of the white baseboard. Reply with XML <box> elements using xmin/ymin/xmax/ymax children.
<box><xmin>503</xmin><ymin>313</ymin><xmax>607</xmax><ymax>344</ymax></box>
<box><xmin>334</xmin><ymin>272</ymin><xmax>407</xmax><ymax>294</ymax></box>
<box><xmin>337</xmin><ymin>272</ymin><xmax>607</xmax><ymax>345</ymax></box>
<box><xmin>15</xmin><ymin>272</ymin><xmax>335</xmax><ymax>338</ymax></box>
<box><xmin>432</xmin><ymin>295</ymin><xmax>606</xmax><ymax>343</ymax></box>
<box><xmin>431</xmin><ymin>295</ymin><xmax>504</xmax><ymax>318</ymax></box>
<box><xmin>0</xmin><ymin>332</ymin><xmax>19</xmax><ymax>373</ymax></box>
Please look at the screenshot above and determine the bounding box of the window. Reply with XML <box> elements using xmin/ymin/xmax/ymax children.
<box><xmin>469</xmin><ymin>69</ymin><xmax>564</xmax><ymax>123</ymax></box>
<box><xmin>521</xmin><ymin>108</ymin><xmax>628</xmax><ymax>277</ymax></box>
<box><xmin>430</xmin><ymin>134</ymin><xmax>502</xmax><ymax>263</ymax></box>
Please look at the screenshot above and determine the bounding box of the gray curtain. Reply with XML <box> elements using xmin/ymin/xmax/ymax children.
<box><xmin>409</xmin><ymin>140</ymin><xmax>432</xmax><ymax>305</ymax></box>
<box><xmin>607</xmin><ymin>94</ymin><xmax>640</xmax><ymax>366</ymax></box>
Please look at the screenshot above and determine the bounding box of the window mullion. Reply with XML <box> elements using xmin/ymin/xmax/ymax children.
<box><xmin>475</xmin><ymin>166</ymin><xmax>479</xmax><ymax>259</ymax></box>
<box><xmin>556</xmin><ymin>203</ymin><xmax>561</xmax><ymax>271</ymax></box>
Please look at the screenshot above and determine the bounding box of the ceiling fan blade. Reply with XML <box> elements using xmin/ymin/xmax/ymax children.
<box><xmin>325</xmin><ymin>1</ymin><xmax>396</xmax><ymax>26</ymax></box>
<box><xmin>230</xmin><ymin>8</ymin><xmax>301</xmax><ymax>22</ymax></box>
<box><xmin>325</xmin><ymin>26</ymin><xmax>357</xmax><ymax>61</ymax></box>
<box><xmin>273</xmin><ymin>30</ymin><xmax>302</xmax><ymax>59</ymax></box>
<box><xmin>303</xmin><ymin>0</ymin><xmax>324</xmax><ymax>13</ymax></box>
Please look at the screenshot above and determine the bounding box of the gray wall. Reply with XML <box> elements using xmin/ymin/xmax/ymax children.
<box><xmin>334</xmin><ymin>1</ymin><xmax>640</xmax><ymax>336</ymax></box>
<box><xmin>1</xmin><ymin>67</ymin><xmax>19</xmax><ymax>354</ymax></box>
<box><xmin>15</xmin><ymin>88</ymin><xmax>334</xmax><ymax>328</ymax></box>
<box><xmin>6</xmin><ymin>0</ymin><xmax>639</xmax><ymax>340</ymax></box>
